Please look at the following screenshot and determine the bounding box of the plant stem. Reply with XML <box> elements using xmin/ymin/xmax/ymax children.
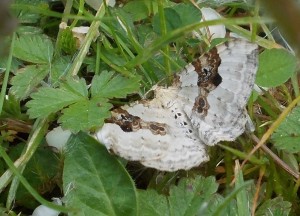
<box><xmin>0</xmin><ymin>33</ymin><xmax>15</xmax><ymax>115</ymax></box>
<box><xmin>157</xmin><ymin>0</ymin><xmax>171</xmax><ymax>83</ymax></box>
<box><xmin>68</xmin><ymin>3</ymin><xmax>106</xmax><ymax>77</ymax></box>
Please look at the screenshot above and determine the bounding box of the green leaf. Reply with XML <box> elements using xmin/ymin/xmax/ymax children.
<box><xmin>235</xmin><ymin>168</ymin><xmax>251</xmax><ymax>216</ymax></box>
<box><xmin>139</xmin><ymin>176</ymin><xmax>220</xmax><ymax>215</ymax></box>
<box><xmin>91</xmin><ymin>71</ymin><xmax>140</xmax><ymax>98</ymax></box>
<box><xmin>0</xmin><ymin>57</ymin><xmax>20</xmax><ymax>73</ymax></box>
<box><xmin>60</xmin><ymin>77</ymin><xmax>89</xmax><ymax>98</ymax></box>
<box><xmin>10</xmin><ymin>65</ymin><xmax>49</xmax><ymax>99</ymax></box>
<box><xmin>26</xmin><ymin>87</ymin><xmax>84</xmax><ymax>118</ymax></box>
<box><xmin>272</xmin><ymin>107</ymin><xmax>300</xmax><ymax>153</ymax></box>
<box><xmin>59</xmin><ymin>98</ymin><xmax>112</xmax><ymax>133</ymax></box>
<box><xmin>13</xmin><ymin>34</ymin><xmax>54</xmax><ymax>64</ymax></box>
<box><xmin>205</xmin><ymin>194</ymin><xmax>237</xmax><ymax>216</ymax></box>
<box><xmin>282</xmin><ymin>152</ymin><xmax>299</xmax><ymax>173</ymax></box>
<box><xmin>153</xmin><ymin>7</ymin><xmax>181</xmax><ymax>35</ymax></box>
<box><xmin>135</xmin><ymin>24</ymin><xmax>156</xmax><ymax>48</ymax></box>
<box><xmin>100</xmin><ymin>49</ymin><xmax>129</xmax><ymax>66</ymax></box>
<box><xmin>122</xmin><ymin>0</ymin><xmax>150</xmax><ymax>22</ymax></box>
<box><xmin>256</xmin><ymin>49</ymin><xmax>297</xmax><ymax>87</ymax></box>
<box><xmin>211</xmin><ymin>181</ymin><xmax>253</xmax><ymax>216</ymax></box>
<box><xmin>255</xmin><ymin>197</ymin><xmax>291</xmax><ymax>216</ymax></box>
<box><xmin>63</xmin><ymin>132</ymin><xmax>138</xmax><ymax>216</ymax></box>
<box><xmin>153</xmin><ymin>3</ymin><xmax>202</xmax><ymax>35</ymax></box>
<box><xmin>172</xmin><ymin>3</ymin><xmax>202</xmax><ymax>28</ymax></box>
<box><xmin>169</xmin><ymin>176</ymin><xmax>218</xmax><ymax>215</ymax></box>
<box><xmin>137</xmin><ymin>190</ymin><xmax>169</xmax><ymax>216</ymax></box>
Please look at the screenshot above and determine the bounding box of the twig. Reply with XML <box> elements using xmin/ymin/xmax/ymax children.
<box><xmin>241</xmin><ymin>94</ymin><xmax>300</xmax><ymax>173</ymax></box>
<box><xmin>251</xmin><ymin>134</ymin><xmax>299</xmax><ymax>179</ymax></box>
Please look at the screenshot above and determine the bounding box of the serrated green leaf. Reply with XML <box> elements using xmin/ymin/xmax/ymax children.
<box><xmin>13</xmin><ymin>34</ymin><xmax>54</xmax><ymax>64</ymax></box>
<box><xmin>204</xmin><ymin>194</ymin><xmax>236</xmax><ymax>216</ymax></box>
<box><xmin>26</xmin><ymin>87</ymin><xmax>84</xmax><ymax>118</ymax></box>
<box><xmin>10</xmin><ymin>65</ymin><xmax>49</xmax><ymax>99</ymax></box>
<box><xmin>59</xmin><ymin>98</ymin><xmax>112</xmax><ymax>133</ymax></box>
<box><xmin>139</xmin><ymin>176</ymin><xmax>219</xmax><ymax>215</ymax></box>
<box><xmin>169</xmin><ymin>176</ymin><xmax>218</xmax><ymax>216</ymax></box>
<box><xmin>60</xmin><ymin>77</ymin><xmax>89</xmax><ymax>98</ymax></box>
<box><xmin>137</xmin><ymin>190</ymin><xmax>169</xmax><ymax>216</ymax></box>
<box><xmin>255</xmin><ymin>197</ymin><xmax>291</xmax><ymax>216</ymax></box>
<box><xmin>272</xmin><ymin>107</ymin><xmax>300</xmax><ymax>153</ymax></box>
<box><xmin>91</xmin><ymin>71</ymin><xmax>140</xmax><ymax>98</ymax></box>
<box><xmin>63</xmin><ymin>132</ymin><xmax>138</xmax><ymax>216</ymax></box>
<box><xmin>256</xmin><ymin>49</ymin><xmax>297</xmax><ymax>87</ymax></box>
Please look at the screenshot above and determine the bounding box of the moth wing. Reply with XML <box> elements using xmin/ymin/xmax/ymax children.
<box><xmin>178</xmin><ymin>39</ymin><xmax>258</xmax><ymax>145</ymax></box>
<box><xmin>96</xmin><ymin>87</ymin><xmax>209</xmax><ymax>171</ymax></box>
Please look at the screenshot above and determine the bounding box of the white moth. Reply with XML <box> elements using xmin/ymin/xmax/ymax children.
<box><xmin>96</xmin><ymin>39</ymin><xmax>258</xmax><ymax>171</ymax></box>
